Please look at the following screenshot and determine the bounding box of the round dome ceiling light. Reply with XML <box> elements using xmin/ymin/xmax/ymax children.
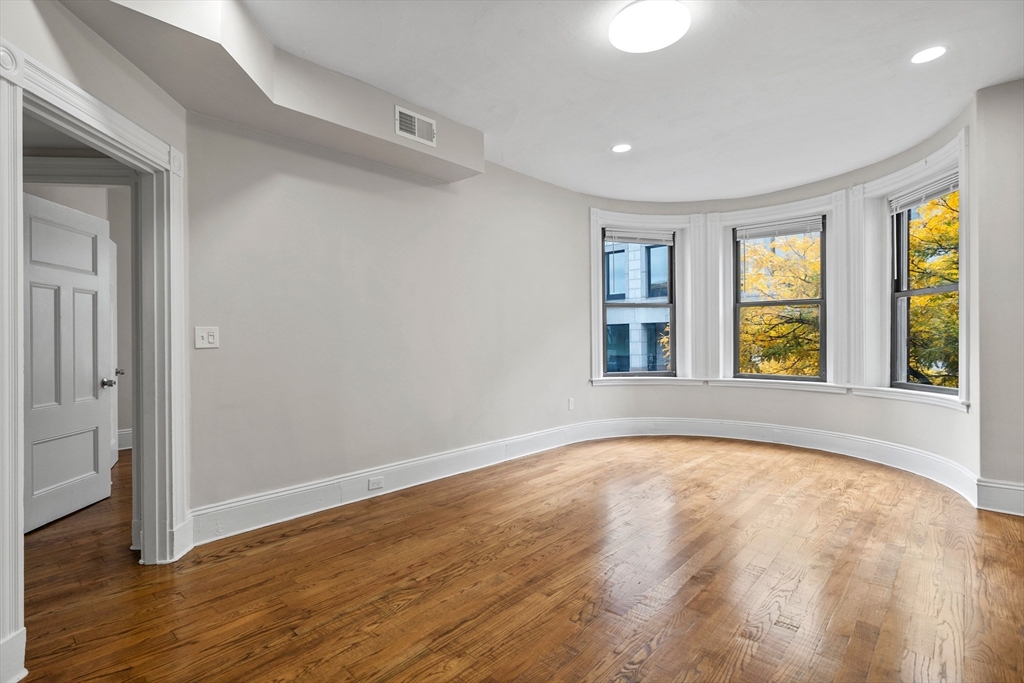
<box><xmin>609</xmin><ymin>1</ymin><xmax>691</xmax><ymax>54</ymax></box>
<box><xmin>612</xmin><ymin>144</ymin><xmax>632</xmax><ymax>153</ymax></box>
<box><xmin>911</xmin><ymin>46</ymin><xmax>946</xmax><ymax>64</ymax></box>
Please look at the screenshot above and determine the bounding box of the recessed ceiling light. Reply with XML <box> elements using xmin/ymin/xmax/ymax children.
<box><xmin>911</xmin><ymin>46</ymin><xmax>946</xmax><ymax>64</ymax></box>
<box><xmin>609</xmin><ymin>1</ymin><xmax>691</xmax><ymax>54</ymax></box>
<box><xmin>612</xmin><ymin>144</ymin><xmax>632</xmax><ymax>153</ymax></box>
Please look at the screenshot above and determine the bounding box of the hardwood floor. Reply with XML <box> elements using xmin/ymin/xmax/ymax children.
<box><xmin>23</xmin><ymin>437</ymin><xmax>1024</xmax><ymax>682</ymax></box>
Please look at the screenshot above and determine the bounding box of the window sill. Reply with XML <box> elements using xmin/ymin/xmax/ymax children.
<box><xmin>849</xmin><ymin>386</ymin><xmax>969</xmax><ymax>412</ymax></box>
<box><xmin>591</xmin><ymin>376</ymin><xmax>706</xmax><ymax>387</ymax></box>
<box><xmin>706</xmin><ymin>378</ymin><xmax>848</xmax><ymax>394</ymax></box>
<box><xmin>589</xmin><ymin>377</ymin><xmax>970</xmax><ymax>411</ymax></box>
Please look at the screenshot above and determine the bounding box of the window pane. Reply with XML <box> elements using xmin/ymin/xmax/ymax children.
<box><xmin>605</xmin><ymin>249</ymin><xmax>626</xmax><ymax>301</ymax></box>
<box><xmin>642</xmin><ymin>322</ymin><xmax>671</xmax><ymax>371</ymax></box>
<box><xmin>647</xmin><ymin>246</ymin><xmax>669</xmax><ymax>299</ymax></box>
<box><xmin>908</xmin><ymin>190</ymin><xmax>959</xmax><ymax>290</ymax></box>
<box><xmin>738</xmin><ymin>304</ymin><xmax>820</xmax><ymax>377</ymax></box>
<box><xmin>605</xmin><ymin>240</ymin><xmax>671</xmax><ymax>303</ymax></box>
<box><xmin>606</xmin><ymin>307</ymin><xmax>671</xmax><ymax>373</ymax></box>
<box><xmin>901</xmin><ymin>291</ymin><xmax>959</xmax><ymax>388</ymax></box>
<box><xmin>738</xmin><ymin>232</ymin><xmax>821</xmax><ymax>302</ymax></box>
<box><xmin>605</xmin><ymin>324</ymin><xmax>630</xmax><ymax>373</ymax></box>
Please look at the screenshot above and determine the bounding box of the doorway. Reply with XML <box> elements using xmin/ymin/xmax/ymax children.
<box><xmin>22</xmin><ymin>112</ymin><xmax>137</xmax><ymax>535</ymax></box>
<box><xmin>1</xmin><ymin>39</ymin><xmax>190</xmax><ymax>681</ymax></box>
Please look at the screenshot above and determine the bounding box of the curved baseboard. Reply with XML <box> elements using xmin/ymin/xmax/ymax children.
<box><xmin>192</xmin><ymin>417</ymin><xmax>997</xmax><ymax>546</ymax></box>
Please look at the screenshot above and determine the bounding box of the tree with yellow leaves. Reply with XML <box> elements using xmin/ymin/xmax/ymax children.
<box><xmin>902</xmin><ymin>190</ymin><xmax>959</xmax><ymax>387</ymax></box>
<box><xmin>736</xmin><ymin>230</ymin><xmax>822</xmax><ymax>376</ymax></box>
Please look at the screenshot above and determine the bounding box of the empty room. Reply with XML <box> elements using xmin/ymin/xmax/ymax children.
<box><xmin>1</xmin><ymin>1</ymin><xmax>1023</xmax><ymax>681</ymax></box>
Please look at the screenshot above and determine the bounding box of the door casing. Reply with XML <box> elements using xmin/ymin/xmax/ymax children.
<box><xmin>1</xmin><ymin>37</ymin><xmax>191</xmax><ymax>682</ymax></box>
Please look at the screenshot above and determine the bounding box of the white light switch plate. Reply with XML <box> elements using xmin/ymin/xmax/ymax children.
<box><xmin>195</xmin><ymin>326</ymin><xmax>220</xmax><ymax>349</ymax></box>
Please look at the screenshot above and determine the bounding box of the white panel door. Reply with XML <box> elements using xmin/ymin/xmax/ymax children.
<box><xmin>24</xmin><ymin>193</ymin><xmax>114</xmax><ymax>531</ymax></box>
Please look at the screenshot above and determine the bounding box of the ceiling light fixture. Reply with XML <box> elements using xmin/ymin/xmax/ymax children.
<box><xmin>612</xmin><ymin>144</ymin><xmax>632</xmax><ymax>153</ymax></box>
<box><xmin>911</xmin><ymin>46</ymin><xmax>946</xmax><ymax>64</ymax></box>
<box><xmin>609</xmin><ymin>0</ymin><xmax>691</xmax><ymax>54</ymax></box>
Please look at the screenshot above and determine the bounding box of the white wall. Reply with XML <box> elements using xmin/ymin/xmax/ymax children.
<box><xmin>186</xmin><ymin>101</ymin><xmax>994</xmax><ymax>508</ymax></box>
<box><xmin>976</xmin><ymin>80</ymin><xmax>1024</xmax><ymax>484</ymax></box>
<box><xmin>1</xmin><ymin>0</ymin><xmax>187</xmax><ymax>151</ymax></box>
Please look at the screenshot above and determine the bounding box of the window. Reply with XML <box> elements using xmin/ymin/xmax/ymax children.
<box><xmin>891</xmin><ymin>181</ymin><xmax>959</xmax><ymax>393</ymax></box>
<box><xmin>643</xmin><ymin>322</ymin><xmax>670</xmax><ymax>371</ymax></box>
<box><xmin>734</xmin><ymin>216</ymin><xmax>825</xmax><ymax>380</ymax></box>
<box><xmin>646</xmin><ymin>245</ymin><xmax>669</xmax><ymax>298</ymax></box>
<box><xmin>603</xmin><ymin>230</ymin><xmax>673</xmax><ymax>375</ymax></box>
<box><xmin>605</xmin><ymin>249</ymin><xmax>626</xmax><ymax>301</ymax></box>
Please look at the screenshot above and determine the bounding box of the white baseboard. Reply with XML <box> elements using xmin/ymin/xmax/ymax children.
<box><xmin>977</xmin><ymin>478</ymin><xmax>1024</xmax><ymax>516</ymax></box>
<box><xmin>166</xmin><ymin>517</ymin><xmax>193</xmax><ymax>563</ymax></box>
<box><xmin>192</xmin><ymin>417</ymin><xmax>982</xmax><ymax>546</ymax></box>
<box><xmin>1</xmin><ymin>627</ymin><xmax>28</xmax><ymax>683</ymax></box>
<box><xmin>117</xmin><ymin>428</ymin><xmax>132</xmax><ymax>450</ymax></box>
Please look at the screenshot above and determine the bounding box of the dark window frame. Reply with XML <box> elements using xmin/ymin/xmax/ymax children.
<box><xmin>890</xmin><ymin>202</ymin><xmax>959</xmax><ymax>395</ymax></box>
<box><xmin>645</xmin><ymin>245</ymin><xmax>669</xmax><ymax>299</ymax></box>
<box><xmin>605</xmin><ymin>249</ymin><xmax>626</xmax><ymax>301</ymax></box>
<box><xmin>733</xmin><ymin>217</ymin><xmax>827</xmax><ymax>382</ymax></box>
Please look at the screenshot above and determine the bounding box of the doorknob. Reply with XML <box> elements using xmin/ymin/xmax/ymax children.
<box><xmin>115</xmin><ymin>368</ymin><xmax>126</xmax><ymax>376</ymax></box>
<box><xmin>100</xmin><ymin>378</ymin><xmax>117</xmax><ymax>388</ymax></box>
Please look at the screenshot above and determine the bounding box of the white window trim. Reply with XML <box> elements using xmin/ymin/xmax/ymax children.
<box><xmin>588</xmin><ymin>130</ymin><xmax>969</xmax><ymax>412</ymax></box>
<box><xmin>851</xmin><ymin>131</ymin><xmax>969</xmax><ymax>410</ymax></box>
<box><xmin>590</xmin><ymin>209</ymin><xmax>700</xmax><ymax>383</ymax></box>
<box><xmin>707</xmin><ymin>190</ymin><xmax>847</xmax><ymax>384</ymax></box>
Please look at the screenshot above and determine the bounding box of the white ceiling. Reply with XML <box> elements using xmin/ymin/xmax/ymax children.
<box><xmin>243</xmin><ymin>0</ymin><xmax>1024</xmax><ymax>202</ymax></box>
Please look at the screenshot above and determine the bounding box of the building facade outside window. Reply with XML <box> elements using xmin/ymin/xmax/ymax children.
<box><xmin>891</xmin><ymin>181</ymin><xmax>960</xmax><ymax>393</ymax></box>
<box><xmin>734</xmin><ymin>216</ymin><xmax>826</xmax><ymax>380</ymax></box>
<box><xmin>603</xmin><ymin>234</ymin><xmax>673</xmax><ymax>375</ymax></box>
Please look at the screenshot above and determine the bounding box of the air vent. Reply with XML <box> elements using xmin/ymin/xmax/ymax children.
<box><xmin>395</xmin><ymin>105</ymin><xmax>436</xmax><ymax>147</ymax></box>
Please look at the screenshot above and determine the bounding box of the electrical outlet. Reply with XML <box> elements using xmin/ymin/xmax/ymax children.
<box><xmin>568</xmin><ymin>398</ymin><xmax>575</xmax><ymax>410</ymax></box>
<box><xmin>368</xmin><ymin>476</ymin><xmax>384</xmax><ymax>491</ymax></box>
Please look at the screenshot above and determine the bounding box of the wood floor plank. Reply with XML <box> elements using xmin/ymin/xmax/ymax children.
<box><xmin>22</xmin><ymin>438</ymin><xmax>1024</xmax><ymax>682</ymax></box>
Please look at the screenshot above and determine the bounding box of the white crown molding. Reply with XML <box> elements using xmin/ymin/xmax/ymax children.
<box><xmin>977</xmin><ymin>478</ymin><xmax>1024</xmax><ymax>516</ymax></box>
<box><xmin>192</xmin><ymin>417</ymin><xmax>989</xmax><ymax>546</ymax></box>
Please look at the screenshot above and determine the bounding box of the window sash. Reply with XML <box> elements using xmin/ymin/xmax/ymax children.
<box><xmin>602</xmin><ymin>231</ymin><xmax>675</xmax><ymax>376</ymax></box>
<box><xmin>890</xmin><ymin>205</ymin><xmax>959</xmax><ymax>393</ymax></box>
<box><xmin>733</xmin><ymin>217</ymin><xmax>826</xmax><ymax>381</ymax></box>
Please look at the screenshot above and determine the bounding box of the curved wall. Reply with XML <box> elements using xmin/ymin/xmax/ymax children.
<box><xmin>185</xmin><ymin>93</ymin><xmax>1008</xmax><ymax>512</ymax></box>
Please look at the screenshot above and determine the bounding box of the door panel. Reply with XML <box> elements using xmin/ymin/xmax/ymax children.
<box><xmin>24</xmin><ymin>193</ymin><xmax>113</xmax><ymax>532</ymax></box>
<box><xmin>29</xmin><ymin>216</ymin><xmax>97</xmax><ymax>273</ymax></box>
<box><xmin>29</xmin><ymin>284</ymin><xmax>60</xmax><ymax>408</ymax></box>
<box><xmin>73</xmin><ymin>289</ymin><xmax>98</xmax><ymax>402</ymax></box>
<box><xmin>31</xmin><ymin>429</ymin><xmax>98</xmax><ymax>494</ymax></box>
